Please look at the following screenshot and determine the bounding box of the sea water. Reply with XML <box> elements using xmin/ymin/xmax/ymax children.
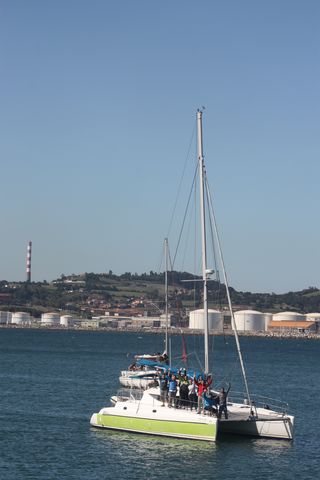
<box><xmin>0</xmin><ymin>329</ymin><xmax>319</xmax><ymax>480</ymax></box>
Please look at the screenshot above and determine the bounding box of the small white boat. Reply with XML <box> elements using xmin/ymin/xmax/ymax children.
<box><xmin>119</xmin><ymin>369</ymin><xmax>159</xmax><ymax>389</ymax></box>
<box><xmin>119</xmin><ymin>351</ymin><xmax>169</xmax><ymax>389</ymax></box>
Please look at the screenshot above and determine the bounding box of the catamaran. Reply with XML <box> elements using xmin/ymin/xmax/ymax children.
<box><xmin>90</xmin><ymin>110</ymin><xmax>294</xmax><ymax>441</ymax></box>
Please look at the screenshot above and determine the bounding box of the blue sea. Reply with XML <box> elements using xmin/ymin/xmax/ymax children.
<box><xmin>0</xmin><ymin>329</ymin><xmax>319</xmax><ymax>480</ymax></box>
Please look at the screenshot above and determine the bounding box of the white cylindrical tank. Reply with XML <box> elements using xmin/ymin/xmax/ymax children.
<box><xmin>305</xmin><ymin>313</ymin><xmax>320</xmax><ymax>322</ymax></box>
<box><xmin>264</xmin><ymin>313</ymin><xmax>273</xmax><ymax>330</ymax></box>
<box><xmin>60</xmin><ymin>315</ymin><xmax>73</xmax><ymax>327</ymax></box>
<box><xmin>0</xmin><ymin>311</ymin><xmax>12</xmax><ymax>324</ymax></box>
<box><xmin>41</xmin><ymin>312</ymin><xmax>60</xmax><ymax>325</ymax></box>
<box><xmin>272</xmin><ymin>311</ymin><xmax>305</xmax><ymax>322</ymax></box>
<box><xmin>233</xmin><ymin>310</ymin><xmax>266</xmax><ymax>332</ymax></box>
<box><xmin>189</xmin><ymin>309</ymin><xmax>223</xmax><ymax>331</ymax></box>
<box><xmin>12</xmin><ymin>312</ymin><xmax>30</xmax><ymax>324</ymax></box>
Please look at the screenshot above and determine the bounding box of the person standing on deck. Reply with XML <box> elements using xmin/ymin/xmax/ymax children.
<box><xmin>218</xmin><ymin>384</ymin><xmax>231</xmax><ymax>419</ymax></box>
<box><xmin>195</xmin><ymin>376</ymin><xmax>206</xmax><ymax>413</ymax></box>
<box><xmin>195</xmin><ymin>374</ymin><xmax>213</xmax><ymax>414</ymax></box>
<box><xmin>178</xmin><ymin>374</ymin><xmax>189</xmax><ymax>409</ymax></box>
<box><xmin>188</xmin><ymin>378</ymin><xmax>197</xmax><ymax>410</ymax></box>
<box><xmin>168</xmin><ymin>375</ymin><xmax>178</xmax><ymax>408</ymax></box>
<box><xmin>158</xmin><ymin>371</ymin><xmax>168</xmax><ymax>406</ymax></box>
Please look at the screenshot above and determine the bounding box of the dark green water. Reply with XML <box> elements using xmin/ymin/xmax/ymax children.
<box><xmin>0</xmin><ymin>329</ymin><xmax>319</xmax><ymax>479</ymax></box>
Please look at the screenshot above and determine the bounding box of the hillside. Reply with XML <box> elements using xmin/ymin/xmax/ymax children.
<box><xmin>0</xmin><ymin>272</ymin><xmax>319</xmax><ymax>318</ymax></box>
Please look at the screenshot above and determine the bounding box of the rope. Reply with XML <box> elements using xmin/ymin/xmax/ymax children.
<box><xmin>166</xmin><ymin>123</ymin><xmax>196</xmax><ymax>239</ymax></box>
<box><xmin>172</xmin><ymin>164</ymin><xmax>198</xmax><ymax>269</ymax></box>
<box><xmin>204</xmin><ymin>172</ymin><xmax>252</xmax><ymax>406</ymax></box>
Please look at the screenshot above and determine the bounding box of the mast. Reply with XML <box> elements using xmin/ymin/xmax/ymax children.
<box><xmin>164</xmin><ymin>237</ymin><xmax>169</xmax><ymax>356</ymax></box>
<box><xmin>197</xmin><ymin>109</ymin><xmax>210</xmax><ymax>374</ymax></box>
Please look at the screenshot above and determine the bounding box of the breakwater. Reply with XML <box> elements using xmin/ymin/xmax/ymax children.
<box><xmin>1</xmin><ymin>323</ymin><xmax>319</xmax><ymax>339</ymax></box>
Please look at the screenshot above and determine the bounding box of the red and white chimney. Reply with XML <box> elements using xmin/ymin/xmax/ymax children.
<box><xmin>26</xmin><ymin>241</ymin><xmax>32</xmax><ymax>282</ymax></box>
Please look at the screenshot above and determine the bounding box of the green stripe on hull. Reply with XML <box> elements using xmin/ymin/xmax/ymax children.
<box><xmin>94</xmin><ymin>413</ymin><xmax>217</xmax><ymax>441</ymax></box>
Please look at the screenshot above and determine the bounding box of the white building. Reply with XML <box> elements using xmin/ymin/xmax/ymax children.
<box><xmin>41</xmin><ymin>312</ymin><xmax>60</xmax><ymax>326</ymax></box>
<box><xmin>189</xmin><ymin>309</ymin><xmax>223</xmax><ymax>331</ymax></box>
<box><xmin>12</xmin><ymin>312</ymin><xmax>31</xmax><ymax>324</ymax></box>
<box><xmin>306</xmin><ymin>313</ymin><xmax>320</xmax><ymax>322</ymax></box>
<box><xmin>60</xmin><ymin>315</ymin><xmax>74</xmax><ymax>327</ymax></box>
<box><xmin>264</xmin><ymin>313</ymin><xmax>273</xmax><ymax>330</ymax></box>
<box><xmin>233</xmin><ymin>310</ymin><xmax>266</xmax><ymax>332</ymax></box>
<box><xmin>272</xmin><ymin>311</ymin><xmax>305</xmax><ymax>322</ymax></box>
<box><xmin>0</xmin><ymin>311</ymin><xmax>12</xmax><ymax>324</ymax></box>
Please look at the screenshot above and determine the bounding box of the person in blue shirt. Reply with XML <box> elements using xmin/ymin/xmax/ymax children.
<box><xmin>168</xmin><ymin>374</ymin><xmax>178</xmax><ymax>408</ymax></box>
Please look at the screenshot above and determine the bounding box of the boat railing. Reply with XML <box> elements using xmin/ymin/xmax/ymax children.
<box><xmin>114</xmin><ymin>387</ymin><xmax>168</xmax><ymax>410</ymax></box>
<box><xmin>219</xmin><ymin>389</ymin><xmax>290</xmax><ymax>415</ymax></box>
<box><xmin>115</xmin><ymin>388</ymin><xmax>144</xmax><ymax>402</ymax></box>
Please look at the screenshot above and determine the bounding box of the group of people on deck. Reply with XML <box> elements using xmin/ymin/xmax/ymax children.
<box><xmin>157</xmin><ymin>368</ymin><xmax>230</xmax><ymax>419</ymax></box>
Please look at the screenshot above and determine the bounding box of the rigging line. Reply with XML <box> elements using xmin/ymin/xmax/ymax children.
<box><xmin>166</xmin><ymin>123</ymin><xmax>196</xmax><ymax>239</ymax></box>
<box><xmin>222</xmin><ymin>314</ymin><xmax>229</xmax><ymax>346</ymax></box>
<box><xmin>206</xmin><ymin>189</ymin><xmax>221</xmax><ymax>289</ymax></box>
<box><xmin>193</xmin><ymin>350</ymin><xmax>204</xmax><ymax>373</ymax></box>
<box><xmin>204</xmin><ymin>173</ymin><xmax>252</xmax><ymax>407</ymax></box>
<box><xmin>157</xmin><ymin>242</ymin><xmax>165</xmax><ymax>274</ymax></box>
<box><xmin>205</xmin><ymin>179</ymin><xmax>227</xmax><ymax>342</ymax></box>
<box><xmin>157</xmin><ymin>237</ymin><xmax>172</xmax><ymax>274</ymax></box>
<box><xmin>172</xmin><ymin>164</ymin><xmax>199</xmax><ymax>269</ymax></box>
<box><xmin>206</xmin><ymin>192</ymin><xmax>224</xmax><ymax>313</ymax></box>
<box><xmin>167</xmin><ymin>242</ymin><xmax>173</xmax><ymax>271</ymax></box>
<box><xmin>205</xmin><ymin>189</ymin><xmax>218</xmax><ymax>273</ymax></box>
<box><xmin>204</xmin><ymin>172</ymin><xmax>223</xmax><ymax>306</ymax></box>
<box><xmin>180</xmin><ymin>183</ymin><xmax>196</xmax><ymax>271</ymax></box>
<box><xmin>218</xmin><ymin>358</ymin><xmax>241</xmax><ymax>387</ymax></box>
<box><xmin>209</xmin><ymin>334</ymin><xmax>214</xmax><ymax>375</ymax></box>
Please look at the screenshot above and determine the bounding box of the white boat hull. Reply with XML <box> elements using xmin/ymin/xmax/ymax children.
<box><xmin>90</xmin><ymin>388</ymin><xmax>218</xmax><ymax>442</ymax></box>
<box><xmin>219</xmin><ymin>404</ymin><xmax>294</xmax><ymax>440</ymax></box>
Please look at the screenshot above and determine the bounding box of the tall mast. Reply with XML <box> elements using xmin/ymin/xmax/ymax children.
<box><xmin>197</xmin><ymin>109</ymin><xmax>209</xmax><ymax>374</ymax></box>
<box><xmin>164</xmin><ymin>237</ymin><xmax>169</xmax><ymax>355</ymax></box>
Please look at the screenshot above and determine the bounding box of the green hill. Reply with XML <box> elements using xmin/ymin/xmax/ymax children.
<box><xmin>0</xmin><ymin>273</ymin><xmax>319</xmax><ymax>318</ymax></box>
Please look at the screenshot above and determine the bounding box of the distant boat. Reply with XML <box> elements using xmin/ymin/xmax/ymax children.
<box><xmin>118</xmin><ymin>240</ymin><xmax>171</xmax><ymax>390</ymax></box>
<box><xmin>119</xmin><ymin>353</ymin><xmax>168</xmax><ymax>389</ymax></box>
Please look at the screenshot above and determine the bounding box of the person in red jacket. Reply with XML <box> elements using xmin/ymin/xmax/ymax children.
<box><xmin>195</xmin><ymin>374</ymin><xmax>213</xmax><ymax>414</ymax></box>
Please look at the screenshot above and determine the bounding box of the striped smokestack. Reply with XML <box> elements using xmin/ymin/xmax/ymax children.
<box><xmin>26</xmin><ymin>241</ymin><xmax>32</xmax><ymax>282</ymax></box>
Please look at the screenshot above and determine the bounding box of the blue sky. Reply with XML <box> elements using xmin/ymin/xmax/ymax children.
<box><xmin>0</xmin><ymin>0</ymin><xmax>319</xmax><ymax>293</ymax></box>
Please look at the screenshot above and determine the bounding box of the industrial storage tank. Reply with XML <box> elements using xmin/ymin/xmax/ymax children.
<box><xmin>41</xmin><ymin>312</ymin><xmax>60</xmax><ymax>325</ymax></box>
<box><xmin>12</xmin><ymin>312</ymin><xmax>30</xmax><ymax>324</ymax></box>
<box><xmin>60</xmin><ymin>315</ymin><xmax>73</xmax><ymax>327</ymax></box>
<box><xmin>189</xmin><ymin>309</ymin><xmax>223</xmax><ymax>331</ymax></box>
<box><xmin>233</xmin><ymin>310</ymin><xmax>266</xmax><ymax>332</ymax></box>
<box><xmin>0</xmin><ymin>311</ymin><xmax>12</xmax><ymax>324</ymax></box>
<box><xmin>264</xmin><ymin>313</ymin><xmax>273</xmax><ymax>330</ymax></box>
<box><xmin>306</xmin><ymin>313</ymin><xmax>320</xmax><ymax>322</ymax></box>
<box><xmin>272</xmin><ymin>311</ymin><xmax>305</xmax><ymax>322</ymax></box>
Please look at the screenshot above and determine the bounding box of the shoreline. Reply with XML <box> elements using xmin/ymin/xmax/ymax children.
<box><xmin>1</xmin><ymin>323</ymin><xmax>319</xmax><ymax>340</ymax></box>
